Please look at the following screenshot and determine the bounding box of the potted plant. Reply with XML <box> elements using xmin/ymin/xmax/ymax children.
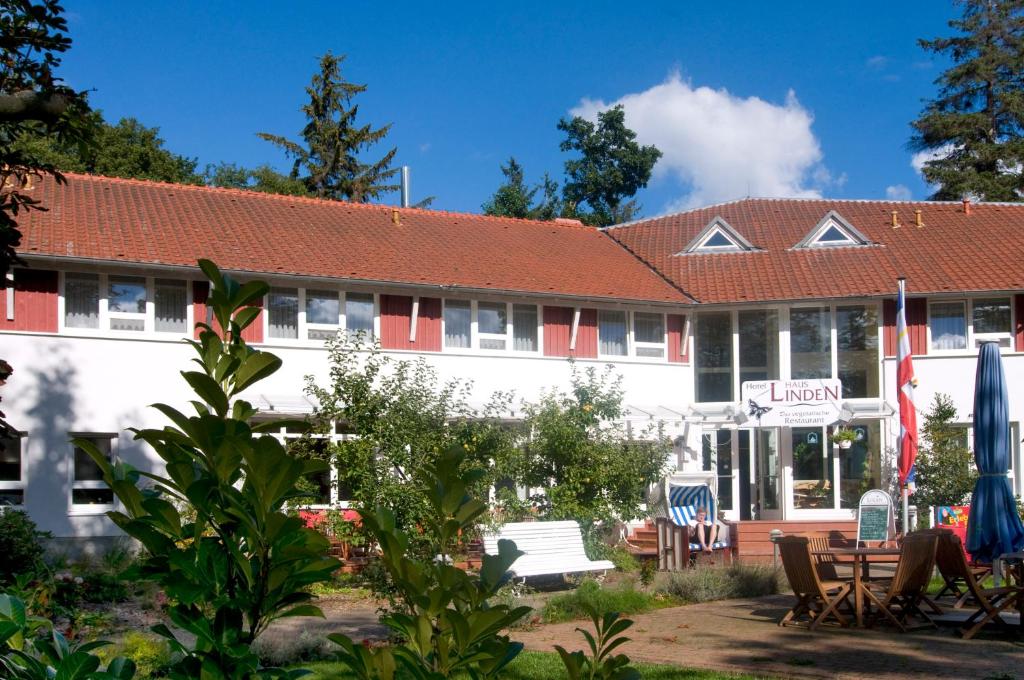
<box><xmin>830</xmin><ymin>428</ymin><xmax>858</xmax><ymax>450</ymax></box>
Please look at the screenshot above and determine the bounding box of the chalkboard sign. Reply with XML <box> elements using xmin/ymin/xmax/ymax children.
<box><xmin>857</xmin><ymin>489</ymin><xmax>895</xmax><ymax>546</ymax></box>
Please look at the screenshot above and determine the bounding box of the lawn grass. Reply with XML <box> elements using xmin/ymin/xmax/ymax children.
<box><xmin>298</xmin><ymin>651</ymin><xmax>755</xmax><ymax>679</ymax></box>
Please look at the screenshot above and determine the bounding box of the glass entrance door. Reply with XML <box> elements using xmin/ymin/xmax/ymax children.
<box><xmin>754</xmin><ymin>428</ymin><xmax>782</xmax><ymax>520</ymax></box>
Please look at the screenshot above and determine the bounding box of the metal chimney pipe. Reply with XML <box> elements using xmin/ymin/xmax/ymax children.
<box><xmin>400</xmin><ymin>166</ymin><xmax>410</xmax><ymax>208</ymax></box>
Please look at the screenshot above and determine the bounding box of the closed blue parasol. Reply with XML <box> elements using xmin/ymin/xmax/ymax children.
<box><xmin>966</xmin><ymin>342</ymin><xmax>1024</xmax><ymax>563</ymax></box>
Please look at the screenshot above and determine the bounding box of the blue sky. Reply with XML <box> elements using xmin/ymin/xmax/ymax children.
<box><xmin>62</xmin><ymin>1</ymin><xmax>956</xmax><ymax>216</ymax></box>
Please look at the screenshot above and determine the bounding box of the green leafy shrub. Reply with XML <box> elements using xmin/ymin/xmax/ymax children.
<box><xmin>542</xmin><ymin>579</ymin><xmax>662</xmax><ymax>624</ymax></box>
<box><xmin>0</xmin><ymin>510</ymin><xmax>50</xmax><ymax>585</ymax></box>
<box><xmin>98</xmin><ymin>632</ymin><xmax>171</xmax><ymax>678</ymax></box>
<box><xmin>604</xmin><ymin>546</ymin><xmax>640</xmax><ymax>573</ymax></box>
<box><xmin>329</xmin><ymin>447</ymin><xmax>531</xmax><ymax>679</ymax></box>
<box><xmin>76</xmin><ymin>260</ymin><xmax>339</xmax><ymax>679</ymax></box>
<box><xmin>0</xmin><ymin>593</ymin><xmax>136</xmax><ymax>679</ymax></box>
<box><xmin>554</xmin><ymin>604</ymin><xmax>640</xmax><ymax>680</ymax></box>
<box><xmin>252</xmin><ymin>630</ymin><xmax>331</xmax><ymax>668</ymax></box>
<box><xmin>658</xmin><ymin>564</ymin><xmax>782</xmax><ymax>604</ymax></box>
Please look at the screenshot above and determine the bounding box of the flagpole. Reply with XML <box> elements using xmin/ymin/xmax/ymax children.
<box><xmin>901</xmin><ymin>484</ymin><xmax>909</xmax><ymax>536</ymax></box>
<box><xmin>899</xmin><ymin>276</ymin><xmax>909</xmax><ymax>535</ymax></box>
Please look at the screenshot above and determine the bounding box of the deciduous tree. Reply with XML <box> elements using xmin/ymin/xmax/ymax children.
<box><xmin>259</xmin><ymin>52</ymin><xmax>399</xmax><ymax>202</ymax></box>
<box><xmin>911</xmin><ymin>0</ymin><xmax>1024</xmax><ymax>201</ymax></box>
<box><xmin>558</xmin><ymin>105</ymin><xmax>661</xmax><ymax>226</ymax></box>
<box><xmin>914</xmin><ymin>393</ymin><xmax>977</xmax><ymax>512</ymax></box>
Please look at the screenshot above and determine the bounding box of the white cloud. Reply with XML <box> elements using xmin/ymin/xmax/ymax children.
<box><xmin>885</xmin><ymin>184</ymin><xmax>912</xmax><ymax>201</ymax></box>
<box><xmin>570</xmin><ymin>73</ymin><xmax>831</xmax><ymax>211</ymax></box>
<box><xmin>911</xmin><ymin>145</ymin><xmax>954</xmax><ymax>173</ymax></box>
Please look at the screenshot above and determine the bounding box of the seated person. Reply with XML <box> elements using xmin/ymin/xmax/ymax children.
<box><xmin>688</xmin><ymin>506</ymin><xmax>719</xmax><ymax>553</ymax></box>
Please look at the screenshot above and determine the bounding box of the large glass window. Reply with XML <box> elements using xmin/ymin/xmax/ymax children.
<box><xmin>64</xmin><ymin>273</ymin><xmax>100</xmax><ymax>329</ymax></box>
<box><xmin>0</xmin><ymin>432</ymin><xmax>24</xmax><ymax>506</ymax></box>
<box><xmin>306</xmin><ymin>290</ymin><xmax>340</xmax><ymax>340</ymax></box>
<box><xmin>790</xmin><ymin>307</ymin><xmax>831</xmax><ymax>379</ymax></box>
<box><xmin>345</xmin><ymin>293</ymin><xmax>374</xmax><ymax>337</ymax></box>
<box><xmin>478</xmin><ymin>302</ymin><xmax>507</xmax><ymax>350</ymax></box>
<box><xmin>633</xmin><ymin>312</ymin><xmax>665</xmax><ymax>358</ymax></box>
<box><xmin>444</xmin><ymin>300</ymin><xmax>471</xmax><ymax>348</ymax></box>
<box><xmin>108</xmin><ymin>276</ymin><xmax>147</xmax><ymax>332</ymax></box>
<box><xmin>598</xmin><ymin>310</ymin><xmax>628</xmax><ymax>356</ymax></box>
<box><xmin>792</xmin><ymin>427</ymin><xmax>834</xmax><ymax>509</ymax></box>
<box><xmin>695</xmin><ymin>312</ymin><xmax>732</xmax><ymax>402</ymax></box>
<box><xmin>268</xmin><ymin>287</ymin><xmax>299</xmax><ymax>339</ymax></box>
<box><xmin>154</xmin><ymin>279</ymin><xmax>187</xmax><ymax>333</ymax></box>
<box><xmin>71</xmin><ymin>436</ymin><xmax>114</xmax><ymax>507</ymax></box>
<box><xmin>930</xmin><ymin>301</ymin><xmax>967</xmax><ymax>350</ymax></box>
<box><xmin>702</xmin><ymin>431</ymin><xmax>733</xmax><ymax>511</ymax></box>
<box><xmin>837</xmin><ymin>305</ymin><xmax>879</xmax><ymax>398</ymax></box>
<box><xmin>973</xmin><ymin>298</ymin><xmax>1011</xmax><ymax>347</ymax></box>
<box><xmin>839</xmin><ymin>423</ymin><xmax>882</xmax><ymax>508</ymax></box>
<box><xmin>739</xmin><ymin>310</ymin><xmax>779</xmax><ymax>383</ymax></box>
<box><xmin>512</xmin><ymin>304</ymin><xmax>538</xmax><ymax>352</ymax></box>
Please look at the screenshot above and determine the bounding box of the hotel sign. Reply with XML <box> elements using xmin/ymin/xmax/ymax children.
<box><xmin>740</xmin><ymin>379</ymin><xmax>842</xmax><ymax>427</ymax></box>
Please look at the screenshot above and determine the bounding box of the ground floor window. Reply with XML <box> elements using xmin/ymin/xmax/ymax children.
<box><xmin>702</xmin><ymin>430</ymin><xmax>735</xmax><ymax>511</ymax></box>
<box><xmin>0</xmin><ymin>431</ymin><xmax>24</xmax><ymax>506</ymax></box>
<box><xmin>263</xmin><ymin>420</ymin><xmax>354</xmax><ymax>507</ymax></box>
<box><xmin>792</xmin><ymin>426</ymin><xmax>835</xmax><ymax>509</ymax></box>
<box><xmin>71</xmin><ymin>435</ymin><xmax>115</xmax><ymax>508</ymax></box>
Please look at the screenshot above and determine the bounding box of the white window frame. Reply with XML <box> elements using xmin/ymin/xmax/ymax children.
<box><xmin>303</xmin><ymin>288</ymin><xmax>344</xmax><ymax>341</ymax></box>
<box><xmin>510</xmin><ymin>302</ymin><xmax>541</xmax><ymax>354</ymax></box>
<box><xmin>442</xmin><ymin>298</ymin><xmax>472</xmax><ymax>350</ymax></box>
<box><xmin>59</xmin><ymin>271</ymin><xmax>192</xmax><ymax>338</ymax></box>
<box><xmin>475</xmin><ymin>300</ymin><xmax>509</xmax><ymax>352</ymax></box>
<box><xmin>597</xmin><ymin>309</ymin><xmax>630</xmax><ymax>358</ymax></box>
<box><xmin>69</xmin><ymin>433</ymin><xmax>117</xmax><ymax>515</ymax></box>
<box><xmin>264</xmin><ymin>422</ymin><xmax>355</xmax><ymax>509</ymax></box>
<box><xmin>631</xmin><ymin>311</ymin><xmax>667</xmax><ymax>359</ymax></box>
<box><xmin>342</xmin><ymin>291</ymin><xmax>377</xmax><ymax>341</ymax></box>
<box><xmin>927</xmin><ymin>299</ymin><xmax>969</xmax><ymax>353</ymax></box>
<box><xmin>970</xmin><ymin>297</ymin><xmax>1014</xmax><ymax>349</ymax></box>
<box><xmin>0</xmin><ymin>430</ymin><xmax>26</xmax><ymax>507</ymax></box>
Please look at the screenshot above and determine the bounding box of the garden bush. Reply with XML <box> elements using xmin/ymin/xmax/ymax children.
<box><xmin>658</xmin><ymin>564</ymin><xmax>783</xmax><ymax>604</ymax></box>
<box><xmin>252</xmin><ymin>630</ymin><xmax>332</xmax><ymax>668</ymax></box>
<box><xmin>98</xmin><ymin>632</ymin><xmax>172</xmax><ymax>678</ymax></box>
<box><xmin>541</xmin><ymin>579</ymin><xmax>662</xmax><ymax>624</ymax></box>
<box><xmin>0</xmin><ymin>510</ymin><xmax>50</xmax><ymax>585</ymax></box>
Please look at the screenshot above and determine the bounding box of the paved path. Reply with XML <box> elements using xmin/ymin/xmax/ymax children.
<box><xmin>515</xmin><ymin>595</ymin><xmax>1024</xmax><ymax>680</ymax></box>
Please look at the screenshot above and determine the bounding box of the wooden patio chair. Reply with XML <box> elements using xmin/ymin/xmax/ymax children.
<box><xmin>777</xmin><ymin>535</ymin><xmax>853</xmax><ymax>630</ymax></box>
<box><xmin>863</xmin><ymin>532</ymin><xmax>938</xmax><ymax>632</ymax></box>
<box><xmin>798</xmin><ymin>531</ymin><xmax>840</xmax><ymax>580</ymax></box>
<box><xmin>919</xmin><ymin>527</ymin><xmax>992</xmax><ymax>607</ymax></box>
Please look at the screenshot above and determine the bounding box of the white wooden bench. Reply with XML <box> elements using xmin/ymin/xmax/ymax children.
<box><xmin>483</xmin><ymin>520</ymin><xmax>615</xmax><ymax>579</ymax></box>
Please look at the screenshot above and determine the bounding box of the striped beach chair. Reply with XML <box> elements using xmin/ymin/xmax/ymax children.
<box><xmin>667</xmin><ymin>483</ymin><xmax>729</xmax><ymax>552</ymax></box>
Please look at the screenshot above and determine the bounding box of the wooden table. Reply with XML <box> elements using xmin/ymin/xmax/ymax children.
<box><xmin>814</xmin><ymin>546</ymin><xmax>901</xmax><ymax>627</ymax></box>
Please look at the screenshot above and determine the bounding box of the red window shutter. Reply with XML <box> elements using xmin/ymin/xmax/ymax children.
<box><xmin>379</xmin><ymin>295</ymin><xmax>441</xmax><ymax>351</ymax></box>
<box><xmin>882</xmin><ymin>299</ymin><xmax>896</xmax><ymax>358</ymax></box>
<box><xmin>240</xmin><ymin>296</ymin><xmax>263</xmax><ymax>344</ymax></box>
<box><xmin>1016</xmin><ymin>295</ymin><xmax>1024</xmax><ymax>352</ymax></box>
<box><xmin>192</xmin><ymin>281</ymin><xmax>209</xmax><ymax>339</ymax></box>
<box><xmin>573</xmin><ymin>309</ymin><xmax>598</xmax><ymax>359</ymax></box>
<box><xmin>907</xmin><ymin>298</ymin><xmax>927</xmax><ymax>355</ymax></box>
<box><xmin>0</xmin><ymin>269</ymin><xmax>58</xmax><ymax>332</ymax></box>
<box><xmin>543</xmin><ymin>306</ymin><xmax>572</xmax><ymax>357</ymax></box>
<box><xmin>667</xmin><ymin>314</ymin><xmax>688</xmax><ymax>363</ymax></box>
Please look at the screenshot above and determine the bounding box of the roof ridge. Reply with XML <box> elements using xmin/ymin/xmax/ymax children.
<box><xmin>56</xmin><ymin>171</ymin><xmax>594</xmax><ymax>231</ymax></box>
<box><xmin>607</xmin><ymin>195</ymin><xmax>1024</xmax><ymax>229</ymax></box>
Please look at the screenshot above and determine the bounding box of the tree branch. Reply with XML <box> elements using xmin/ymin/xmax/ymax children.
<box><xmin>0</xmin><ymin>89</ymin><xmax>69</xmax><ymax>122</ymax></box>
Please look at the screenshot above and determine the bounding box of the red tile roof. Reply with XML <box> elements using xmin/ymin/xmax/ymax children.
<box><xmin>16</xmin><ymin>173</ymin><xmax>689</xmax><ymax>304</ymax></box>
<box><xmin>606</xmin><ymin>198</ymin><xmax>1024</xmax><ymax>303</ymax></box>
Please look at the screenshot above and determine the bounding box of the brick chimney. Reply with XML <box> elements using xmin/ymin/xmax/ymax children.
<box><xmin>962</xmin><ymin>196</ymin><xmax>972</xmax><ymax>215</ymax></box>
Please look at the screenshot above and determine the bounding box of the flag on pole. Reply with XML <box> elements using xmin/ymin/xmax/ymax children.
<box><xmin>896</xmin><ymin>278</ymin><xmax>918</xmax><ymax>493</ymax></box>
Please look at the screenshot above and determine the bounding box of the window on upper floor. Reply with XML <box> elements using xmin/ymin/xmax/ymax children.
<box><xmin>837</xmin><ymin>305</ymin><xmax>879</xmax><ymax>398</ymax></box>
<box><xmin>0</xmin><ymin>431</ymin><xmax>24</xmax><ymax>506</ymax></box>
<box><xmin>598</xmin><ymin>310</ymin><xmax>628</xmax><ymax>356</ymax></box>
<box><xmin>268</xmin><ymin>287</ymin><xmax>299</xmax><ymax>339</ymax></box>
<box><xmin>795</xmin><ymin>211</ymin><xmax>871</xmax><ymax>249</ymax></box>
<box><xmin>633</xmin><ymin>312</ymin><xmax>665</xmax><ymax>358</ymax></box>
<box><xmin>739</xmin><ymin>309</ymin><xmax>779</xmax><ymax>384</ymax></box>
<box><xmin>107</xmin><ymin>276</ymin><xmax>147</xmax><ymax>331</ymax></box>
<box><xmin>678</xmin><ymin>217</ymin><xmax>756</xmax><ymax>254</ymax></box>
<box><xmin>790</xmin><ymin>307</ymin><xmax>831</xmax><ymax>380</ymax></box>
<box><xmin>972</xmin><ymin>297</ymin><xmax>1012</xmax><ymax>347</ymax></box>
<box><xmin>345</xmin><ymin>293</ymin><xmax>375</xmax><ymax>337</ymax></box>
<box><xmin>478</xmin><ymin>302</ymin><xmax>508</xmax><ymax>350</ymax></box>
<box><xmin>930</xmin><ymin>301</ymin><xmax>967</xmax><ymax>351</ymax></box>
<box><xmin>64</xmin><ymin>273</ymin><xmax>100</xmax><ymax>329</ymax></box>
<box><xmin>512</xmin><ymin>304</ymin><xmax>538</xmax><ymax>352</ymax></box>
<box><xmin>695</xmin><ymin>311</ymin><xmax>733</xmax><ymax>402</ymax></box>
<box><xmin>155</xmin><ymin>279</ymin><xmax>188</xmax><ymax>333</ymax></box>
<box><xmin>306</xmin><ymin>289</ymin><xmax>341</xmax><ymax>340</ymax></box>
<box><xmin>71</xmin><ymin>435</ymin><xmax>114</xmax><ymax>509</ymax></box>
<box><xmin>444</xmin><ymin>300</ymin><xmax>471</xmax><ymax>348</ymax></box>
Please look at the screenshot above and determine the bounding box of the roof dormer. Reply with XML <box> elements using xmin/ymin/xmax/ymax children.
<box><xmin>795</xmin><ymin>210</ymin><xmax>871</xmax><ymax>249</ymax></box>
<box><xmin>677</xmin><ymin>216</ymin><xmax>756</xmax><ymax>255</ymax></box>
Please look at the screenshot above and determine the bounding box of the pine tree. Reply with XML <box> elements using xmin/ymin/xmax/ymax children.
<box><xmin>913</xmin><ymin>393</ymin><xmax>977</xmax><ymax>510</ymax></box>
<box><xmin>259</xmin><ymin>52</ymin><xmax>398</xmax><ymax>202</ymax></box>
<box><xmin>911</xmin><ymin>0</ymin><xmax>1024</xmax><ymax>201</ymax></box>
<box><xmin>482</xmin><ymin>157</ymin><xmax>561</xmax><ymax>220</ymax></box>
<box><xmin>558</xmin><ymin>105</ymin><xmax>661</xmax><ymax>227</ymax></box>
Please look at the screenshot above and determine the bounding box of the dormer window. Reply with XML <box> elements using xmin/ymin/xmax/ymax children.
<box><xmin>678</xmin><ymin>217</ymin><xmax>756</xmax><ymax>254</ymax></box>
<box><xmin>796</xmin><ymin>211</ymin><xmax>871</xmax><ymax>249</ymax></box>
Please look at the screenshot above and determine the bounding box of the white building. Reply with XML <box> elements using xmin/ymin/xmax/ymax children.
<box><xmin>2</xmin><ymin>175</ymin><xmax>1022</xmax><ymax>554</ymax></box>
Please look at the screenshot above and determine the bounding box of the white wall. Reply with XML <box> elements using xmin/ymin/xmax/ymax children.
<box><xmin>2</xmin><ymin>331</ymin><xmax>689</xmax><ymax>538</ymax></box>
